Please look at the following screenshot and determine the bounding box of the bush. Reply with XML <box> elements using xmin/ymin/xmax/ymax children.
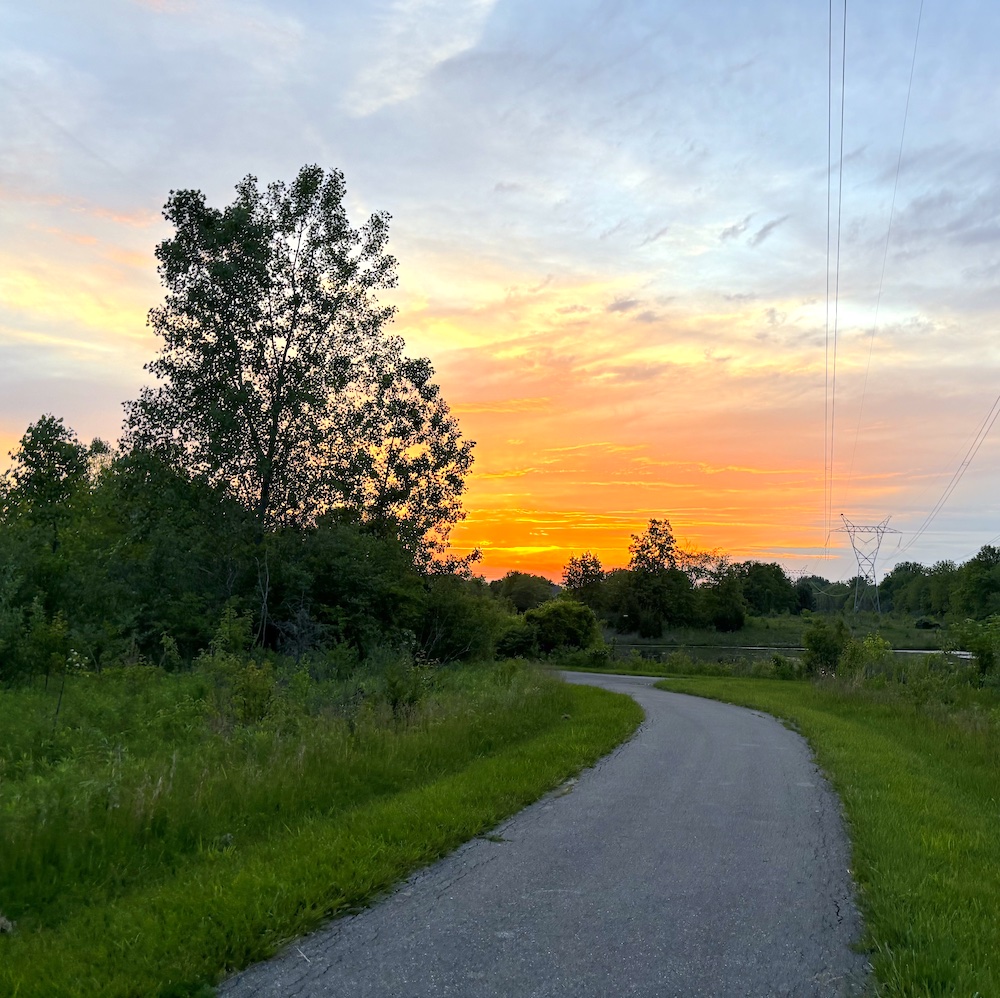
<box><xmin>496</xmin><ymin>618</ymin><xmax>536</xmax><ymax>658</ymax></box>
<box><xmin>803</xmin><ymin>617</ymin><xmax>847</xmax><ymax>674</ymax></box>
<box><xmin>955</xmin><ymin>615</ymin><xmax>1000</xmax><ymax>679</ymax></box>
<box><xmin>771</xmin><ymin>653</ymin><xmax>804</xmax><ymax>680</ymax></box>
<box><xmin>839</xmin><ymin>633</ymin><xmax>893</xmax><ymax>684</ymax></box>
<box><xmin>524</xmin><ymin>598</ymin><xmax>600</xmax><ymax>654</ymax></box>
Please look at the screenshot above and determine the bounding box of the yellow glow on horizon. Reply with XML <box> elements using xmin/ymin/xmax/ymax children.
<box><xmin>0</xmin><ymin>209</ymin><xmax>892</xmax><ymax>579</ymax></box>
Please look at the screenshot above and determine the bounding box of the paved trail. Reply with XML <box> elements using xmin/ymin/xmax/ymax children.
<box><xmin>221</xmin><ymin>673</ymin><xmax>869</xmax><ymax>997</ymax></box>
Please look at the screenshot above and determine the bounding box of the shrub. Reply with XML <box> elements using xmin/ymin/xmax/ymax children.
<box><xmin>803</xmin><ymin>616</ymin><xmax>847</xmax><ymax>674</ymax></box>
<box><xmin>771</xmin><ymin>653</ymin><xmax>803</xmax><ymax>680</ymax></box>
<box><xmin>955</xmin><ymin>615</ymin><xmax>1000</xmax><ymax>679</ymax></box>
<box><xmin>524</xmin><ymin>598</ymin><xmax>600</xmax><ymax>654</ymax></box>
<box><xmin>839</xmin><ymin>633</ymin><xmax>893</xmax><ymax>684</ymax></box>
<box><xmin>496</xmin><ymin>618</ymin><xmax>536</xmax><ymax>658</ymax></box>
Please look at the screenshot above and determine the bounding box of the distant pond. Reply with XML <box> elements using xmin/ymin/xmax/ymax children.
<box><xmin>609</xmin><ymin>643</ymin><xmax>970</xmax><ymax>663</ymax></box>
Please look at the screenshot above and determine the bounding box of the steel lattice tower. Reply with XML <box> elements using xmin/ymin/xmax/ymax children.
<box><xmin>840</xmin><ymin>515</ymin><xmax>898</xmax><ymax>613</ymax></box>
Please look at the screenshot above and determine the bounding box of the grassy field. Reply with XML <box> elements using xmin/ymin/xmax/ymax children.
<box><xmin>607</xmin><ymin>612</ymin><xmax>947</xmax><ymax>653</ymax></box>
<box><xmin>0</xmin><ymin>660</ymin><xmax>642</xmax><ymax>997</ymax></box>
<box><xmin>655</xmin><ymin>673</ymin><xmax>1000</xmax><ymax>997</ymax></box>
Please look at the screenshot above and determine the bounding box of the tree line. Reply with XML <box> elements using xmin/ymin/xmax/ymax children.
<box><xmin>3</xmin><ymin>164</ymin><xmax>997</xmax><ymax>685</ymax></box>
<box><xmin>519</xmin><ymin>522</ymin><xmax>1000</xmax><ymax>636</ymax></box>
<box><xmin>0</xmin><ymin>166</ymin><xmax>615</xmax><ymax>684</ymax></box>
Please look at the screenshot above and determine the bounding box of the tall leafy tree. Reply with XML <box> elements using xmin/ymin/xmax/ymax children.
<box><xmin>621</xmin><ymin>518</ymin><xmax>694</xmax><ymax>636</ymax></box>
<box><xmin>124</xmin><ymin>165</ymin><xmax>399</xmax><ymax>528</ymax></box>
<box><xmin>736</xmin><ymin>561</ymin><xmax>797</xmax><ymax>615</ymax></box>
<box><xmin>562</xmin><ymin>551</ymin><xmax>605</xmax><ymax>608</ymax></box>
<box><xmin>628</xmin><ymin>518</ymin><xmax>678</xmax><ymax>574</ymax></box>
<box><xmin>5</xmin><ymin>415</ymin><xmax>90</xmax><ymax>551</ymax></box>
<box><xmin>327</xmin><ymin>339</ymin><xmax>475</xmax><ymax>559</ymax></box>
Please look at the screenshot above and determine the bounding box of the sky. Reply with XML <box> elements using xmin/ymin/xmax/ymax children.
<box><xmin>3</xmin><ymin>0</ymin><xmax>1000</xmax><ymax>582</ymax></box>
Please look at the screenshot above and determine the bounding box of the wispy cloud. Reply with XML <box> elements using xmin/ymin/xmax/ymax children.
<box><xmin>748</xmin><ymin>215</ymin><xmax>790</xmax><ymax>247</ymax></box>
<box><xmin>452</xmin><ymin>396</ymin><xmax>551</xmax><ymax>414</ymax></box>
<box><xmin>346</xmin><ymin>0</ymin><xmax>499</xmax><ymax>115</ymax></box>
<box><xmin>606</xmin><ymin>297</ymin><xmax>640</xmax><ymax>314</ymax></box>
<box><xmin>720</xmin><ymin>214</ymin><xmax>753</xmax><ymax>241</ymax></box>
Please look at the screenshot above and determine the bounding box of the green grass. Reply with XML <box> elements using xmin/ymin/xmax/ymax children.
<box><xmin>0</xmin><ymin>662</ymin><xmax>642</xmax><ymax>997</ymax></box>
<box><xmin>568</xmin><ymin>647</ymin><xmax>807</xmax><ymax>680</ymax></box>
<box><xmin>606</xmin><ymin>612</ymin><xmax>947</xmax><ymax>651</ymax></box>
<box><xmin>654</xmin><ymin>674</ymin><xmax>1000</xmax><ymax>996</ymax></box>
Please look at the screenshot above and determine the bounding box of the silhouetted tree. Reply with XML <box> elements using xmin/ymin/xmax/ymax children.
<box><xmin>124</xmin><ymin>165</ymin><xmax>472</xmax><ymax>559</ymax></box>
<box><xmin>562</xmin><ymin>551</ymin><xmax>605</xmax><ymax>609</ymax></box>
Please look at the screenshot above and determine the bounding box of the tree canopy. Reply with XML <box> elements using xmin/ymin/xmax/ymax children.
<box><xmin>124</xmin><ymin>165</ymin><xmax>473</xmax><ymax>556</ymax></box>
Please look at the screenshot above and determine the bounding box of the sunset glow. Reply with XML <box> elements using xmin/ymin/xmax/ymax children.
<box><xmin>3</xmin><ymin>0</ymin><xmax>1000</xmax><ymax>580</ymax></box>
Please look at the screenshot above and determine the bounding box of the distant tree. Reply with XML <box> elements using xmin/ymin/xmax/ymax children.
<box><xmin>628</xmin><ymin>518</ymin><xmax>678</xmax><ymax>574</ymax></box>
<box><xmin>880</xmin><ymin>561</ymin><xmax>928</xmax><ymax>615</ymax></box>
<box><xmin>956</xmin><ymin>546</ymin><xmax>1000</xmax><ymax>620</ymax></box>
<box><xmin>619</xmin><ymin>518</ymin><xmax>696</xmax><ymax>635</ymax></box>
<box><xmin>800</xmin><ymin>574</ymin><xmax>850</xmax><ymax>614</ymax></box>
<box><xmin>704</xmin><ymin>567</ymin><xmax>747</xmax><ymax>632</ymax></box>
<box><xmin>562</xmin><ymin>551</ymin><xmax>605</xmax><ymax>608</ymax></box>
<box><xmin>926</xmin><ymin>560</ymin><xmax>958</xmax><ymax>617</ymax></box>
<box><xmin>794</xmin><ymin>576</ymin><xmax>816</xmax><ymax>613</ymax></box>
<box><xmin>737</xmin><ymin>561</ymin><xmax>797</xmax><ymax>616</ymax></box>
<box><xmin>490</xmin><ymin>571</ymin><xmax>557</xmax><ymax>613</ymax></box>
<box><xmin>5</xmin><ymin>415</ymin><xmax>90</xmax><ymax>551</ymax></box>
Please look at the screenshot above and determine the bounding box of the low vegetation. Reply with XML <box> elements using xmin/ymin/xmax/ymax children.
<box><xmin>652</xmin><ymin>647</ymin><xmax>1000</xmax><ymax>996</ymax></box>
<box><xmin>0</xmin><ymin>651</ymin><xmax>642</xmax><ymax>997</ymax></box>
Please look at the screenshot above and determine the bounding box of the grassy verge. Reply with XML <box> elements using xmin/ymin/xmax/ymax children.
<box><xmin>564</xmin><ymin>648</ymin><xmax>806</xmax><ymax>680</ymax></box>
<box><xmin>0</xmin><ymin>663</ymin><xmax>641</xmax><ymax>997</ymax></box>
<box><xmin>604</xmin><ymin>613</ymin><xmax>947</xmax><ymax>651</ymax></box>
<box><xmin>654</xmin><ymin>675</ymin><xmax>1000</xmax><ymax>996</ymax></box>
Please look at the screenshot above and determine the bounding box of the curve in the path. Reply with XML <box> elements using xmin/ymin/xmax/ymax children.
<box><xmin>221</xmin><ymin>672</ymin><xmax>869</xmax><ymax>997</ymax></box>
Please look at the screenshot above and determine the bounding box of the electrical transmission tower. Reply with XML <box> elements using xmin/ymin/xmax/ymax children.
<box><xmin>840</xmin><ymin>515</ymin><xmax>898</xmax><ymax>613</ymax></box>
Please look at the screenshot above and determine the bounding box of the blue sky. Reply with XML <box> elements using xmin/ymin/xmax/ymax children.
<box><xmin>2</xmin><ymin>0</ymin><xmax>999</xmax><ymax>578</ymax></box>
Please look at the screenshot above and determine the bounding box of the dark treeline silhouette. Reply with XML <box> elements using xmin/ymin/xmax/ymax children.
<box><xmin>3</xmin><ymin>168</ymin><xmax>998</xmax><ymax>684</ymax></box>
<box><xmin>559</xmin><ymin>520</ymin><xmax>1000</xmax><ymax>638</ymax></box>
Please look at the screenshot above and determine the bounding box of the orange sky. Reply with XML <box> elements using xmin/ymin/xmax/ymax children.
<box><xmin>3</xmin><ymin>0</ymin><xmax>1000</xmax><ymax>582</ymax></box>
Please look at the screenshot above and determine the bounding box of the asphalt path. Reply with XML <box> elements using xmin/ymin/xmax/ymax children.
<box><xmin>221</xmin><ymin>672</ymin><xmax>869</xmax><ymax>997</ymax></box>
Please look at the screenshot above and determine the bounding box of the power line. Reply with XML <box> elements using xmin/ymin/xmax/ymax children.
<box><xmin>824</xmin><ymin>0</ymin><xmax>833</xmax><ymax>556</ymax></box>
<box><xmin>844</xmin><ymin>0</ymin><xmax>924</xmax><ymax>501</ymax></box>
<box><xmin>896</xmin><ymin>390</ymin><xmax>1000</xmax><ymax>558</ymax></box>
<box><xmin>829</xmin><ymin>0</ymin><xmax>847</xmax><ymax>543</ymax></box>
<box><xmin>824</xmin><ymin>0</ymin><xmax>848</xmax><ymax>556</ymax></box>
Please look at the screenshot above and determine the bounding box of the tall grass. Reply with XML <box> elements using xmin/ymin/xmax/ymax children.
<box><xmin>607</xmin><ymin>612</ymin><xmax>947</xmax><ymax>650</ymax></box>
<box><xmin>657</xmin><ymin>669</ymin><xmax>1000</xmax><ymax>996</ymax></box>
<box><xmin>0</xmin><ymin>658</ymin><xmax>641</xmax><ymax>996</ymax></box>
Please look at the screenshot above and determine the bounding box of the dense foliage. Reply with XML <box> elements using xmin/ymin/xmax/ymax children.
<box><xmin>557</xmin><ymin>520</ymin><xmax>1000</xmax><ymax>654</ymax></box>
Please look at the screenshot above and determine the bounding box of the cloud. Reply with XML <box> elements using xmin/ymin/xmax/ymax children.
<box><xmin>602</xmin><ymin>361</ymin><xmax>672</xmax><ymax>384</ymax></box>
<box><xmin>748</xmin><ymin>215</ymin><xmax>790</xmax><ymax>247</ymax></box>
<box><xmin>606</xmin><ymin>297</ymin><xmax>640</xmax><ymax>314</ymax></box>
<box><xmin>345</xmin><ymin>0</ymin><xmax>499</xmax><ymax>115</ymax></box>
<box><xmin>452</xmin><ymin>396</ymin><xmax>551</xmax><ymax>414</ymax></box>
<box><xmin>478</xmin><ymin>467</ymin><xmax>537</xmax><ymax>479</ymax></box>
<box><xmin>639</xmin><ymin>224</ymin><xmax>670</xmax><ymax>246</ymax></box>
<box><xmin>720</xmin><ymin>214</ymin><xmax>753</xmax><ymax>241</ymax></box>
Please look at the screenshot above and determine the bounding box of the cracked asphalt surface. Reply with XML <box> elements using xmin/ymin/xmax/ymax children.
<box><xmin>220</xmin><ymin>672</ymin><xmax>869</xmax><ymax>997</ymax></box>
